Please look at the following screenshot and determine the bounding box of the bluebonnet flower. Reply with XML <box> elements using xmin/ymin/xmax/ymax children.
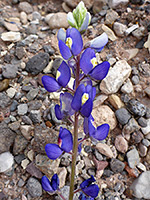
<box><xmin>89</xmin><ymin>32</ymin><xmax>108</xmax><ymax>52</ymax></box>
<box><xmin>41</xmin><ymin>174</ymin><xmax>59</xmax><ymax>193</ymax></box>
<box><xmin>45</xmin><ymin>127</ymin><xmax>73</xmax><ymax>160</ymax></box>
<box><xmin>84</xmin><ymin>115</ymin><xmax>110</xmax><ymax>141</ymax></box>
<box><xmin>79</xmin><ymin>193</ymin><xmax>94</xmax><ymax>200</ymax></box>
<box><xmin>42</xmin><ymin>61</ymin><xmax>71</xmax><ymax>92</ymax></box>
<box><xmin>55</xmin><ymin>92</ymin><xmax>75</xmax><ymax>120</ymax></box>
<box><xmin>80</xmin><ymin>176</ymin><xmax>99</xmax><ymax>198</ymax></box>
<box><xmin>80</xmin><ymin>48</ymin><xmax>110</xmax><ymax>80</ymax></box>
<box><xmin>71</xmin><ymin>84</ymin><xmax>96</xmax><ymax>117</ymax></box>
<box><xmin>67</xmin><ymin>1</ymin><xmax>91</xmax><ymax>33</ymax></box>
<box><xmin>58</xmin><ymin>27</ymin><xmax>83</xmax><ymax>60</ymax></box>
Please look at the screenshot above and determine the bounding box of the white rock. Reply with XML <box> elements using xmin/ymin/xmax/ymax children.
<box><xmin>92</xmin><ymin>105</ymin><xmax>117</xmax><ymax>130</ymax></box>
<box><xmin>0</xmin><ymin>152</ymin><xmax>14</xmax><ymax>173</ymax></box>
<box><xmin>21</xmin><ymin>159</ymin><xmax>30</xmax><ymax>169</ymax></box>
<box><xmin>125</xmin><ymin>48</ymin><xmax>139</xmax><ymax>60</ymax></box>
<box><xmin>113</xmin><ymin>22</ymin><xmax>127</xmax><ymax>37</ymax></box>
<box><xmin>125</xmin><ymin>24</ymin><xmax>139</xmax><ymax>36</ymax></box>
<box><xmin>57</xmin><ymin>167</ymin><xmax>67</xmax><ymax>188</ymax></box>
<box><xmin>141</xmin><ymin>119</ymin><xmax>150</xmax><ymax>135</ymax></box>
<box><xmin>100</xmin><ymin>60</ymin><xmax>132</xmax><ymax>94</ymax></box>
<box><xmin>121</xmin><ymin>78</ymin><xmax>134</xmax><ymax>94</ymax></box>
<box><xmin>1</xmin><ymin>32</ymin><xmax>21</xmax><ymax>42</ymax></box>
<box><xmin>108</xmin><ymin>0</ymin><xmax>129</xmax><ymax>8</ymax></box>
<box><xmin>20</xmin><ymin>11</ymin><xmax>28</xmax><ymax>24</ymax></box>
<box><xmin>6</xmin><ymin>87</ymin><xmax>16</xmax><ymax>98</ymax></box>
<box><xmin>144</xmin><ymin>33</ymin><xmax>150</xmax><ymax>53</ymax></box>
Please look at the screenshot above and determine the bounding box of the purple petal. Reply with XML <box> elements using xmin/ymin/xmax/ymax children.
<box><xmin>88</xmin><ymin>115</ymin><xmax>96</xmax><ymax>135</ymax></box>
<box><xmin>71</xmin><ymin>84</ymin><xmax>85</xmax><ymax>111</ymax></box>
<box><xmin>42</xmin><ymin>76</ymin><xmax>61</xmax><ymax>92</ymax></box>
<box><xmin>90</xmin><ymin>32</ymin><xmax>108</xmax><ymax>52</ymax></box>
<box><xmin>81</xmin><ymin>184</ymin><xmax>99</xmax><ymax>198</ymax></box>
<box><xmin>88</xmin><ymin>61</ymin><xmax>110</xmax><ymax>80</ymax></box>
<box><xmin>91</xmin><ymin>123</ymin><xmax>110</xmax><ymax>140</ymax></box>
<box><xmin>41</xmin><ymin>176</ymin><xmax>54</xmax><ymax>192</ymax></box>
<box><xmin>80</xmin><ymin>176</ymin><xmax>96</xmax><ymax>189</ymax></box>
<box><xmin>51</xmin><ymin>174</ymin><xmax>59</xmax><ymax>191</ymax></box>
<box><xmin>58</xmin><ymin>40</ymin><xmax>72</xmax><ymax>60</ymax></box>
<box><xmin>55</xmin><ymin>105</ymin><xmax>62</xmax><ymax>120</ymax></box>
<box><xmin>80</xmin><ymin>12</ymin><xmax>90</xmax><ymax>33</ymax></box>
<box><xmin>80</xmin><ymin>98</ymin><xmax>93</xmax><ymax>117</ymax></box>
<box><xmin>66</xmin><ymin>28</ymin><xmax>83</xmax><ymax>56</ymax></box>
<box><xmin>60</xmin><ymin>92</ymin><xmax>75</xmax><ymax>116</ymax></box>
<box><xmin>57</xmin><ymin>28</ymin><xmax>66</xmax><ymax>43</ymax></box>
<box><xmin>57</xmin><ymin>61</ymin><xmax>71</xmax><ymax>87</ymax></box>
<box><xmin>45</xmin><ymin>144</ymin><xmax>63</xmax><ymax>160</ymax></box>
<box><xmin>80</xmin><ymin>48</ymin><xmax>96</xmax><ymax>74</ymax></box>
<box><xmin>59</xmin><ymin>128</ymin><xmax>73</xmax><ymax>152</ymax></box>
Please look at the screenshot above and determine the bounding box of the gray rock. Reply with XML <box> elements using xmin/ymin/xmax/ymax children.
<box><xmin>123</xmin><ymin>118</ymin><xmax>140</xmax><ymax>135</ymax></box>
<box><xmin>130</xmin><ymin>171</ymin><xmax>150</xmax><ymax>199</ymax></box>
<box><xmin>141</xmin><ymin>119</ymin><xmax>150</xmax><ymax>135</ymax></box>
<box><xmin>146</xmin><ymin>107</ymin><xmax>150</xmax><ymax>119</ymax></box>
<box><xmin>0</xmin><ymin>122</ymin><xmax>16</xmax><ymax>153</ymax></box>
<box><xmin>26</xmin><ymin>162</ymin><xmax>43</xmax><ymax>179</ymax></box>
<box><xmin>105</xmin><ymin>9</ymin><xmax>119</xmax><ymax>25</ymax></box>
<box><xmin>10</xmin><ymin>100</ymin><xmax>18</xmax><ymax>112</ymax></box>
<box><xmin>29</xmin><ymin>110</ymin><xmax>41</xmax><ymax>124</ymax></box>
<box><xmin>13</xmin><ymin>135</ymin><xmax>28</xmax><ymax>155</ymax></box>
<box><xmin>17</xmin><ymin>104</ymin><xmax>28</xmax><ymax>115</ymax></box>
<box><xmin>18</xmin><ymin>2</ymin><xmax>33</xmax><ymax>14</ymax></box>
<box><xmin>32</xmin><ymin>11</ymin><xmax>41</xmax><ymax>20</ymax></box>
<box><xmin>28</xmin><ymin>100</ymin><xmax>42</xmax><ymax>112</ymax></box>
<box><xmin>26</xmin><ymin>177</ymin><xmax>42</xmax><ymax>197</ymax></box>
<box><xmin>21</xmin><ymin>115</ymin><xmax>33</xmax><ymax>125</ymax></box>
<box><xmin>26</xmin><ymin>88</ymin><xmax>39</xmax><ymax>101</ymax></box>
<box><xmin>25</xmin><ymin>52</ymin><xmax>49</xmax><ymax>75</ymax></box>
<box><xmin>142</xmin><ymin>139</ymin><xmax>150</xmax><ymax>147</ymax></box>
<box><xmin>2</xmin><ymin>64</ymin><xmax>18</xmax><ymax>78</ymax></box>
<box><xmin>14</xmin><ymin>154</ymin><xmax>26</xmax><ymax>164</ymax></box>
<box><xmin>110</xmin><ymin>158</ymin><xmax>125</xmax><ymax>173</ymax></box>
<box><xmin>0</xmin><ymin>152</ymin><xmax>14</xmax><ymax>173</ymax></box>
<box><xmin>0</xmin><ymin>93</ymin><xmax>11</xmax><ymax>109</ymax></box>
<box><xmin>113</xmin><ymin>22</ymin><xmax>127</xmax><ymax>37</ymax></box>
<box><xmin>131</xmin><ymin>131</ymin><xmax>144</xmax><ymax>144</ymax></box>
<box><xmin>108</xmin><ymin>0</ymin><xmax>129</xmax><ymax>8</ymax></box>
<box><xmin>15</xmin><ymin>46</ymin><xmax>25</xmax><ymax>60</ymax></box>
<box><xmin>26</xmin><ymin>24</ymin><xmax>37</xmax><ymax>35</ymax></box>
<box><xmin>18</xmin><ymin>178</ymin><xmax>25</xmax><ymax>187</ymax></box>
<box><xmin>43</xmin><ymin>45</ymin><xmax>55</xmax><ymax>56</ymax></box>
<box><xmin>131</xmin><ymin>75</ymin><xmax>140</xmax><ymax>85</ymax></box>
<box><xmin>138</xmin><ymin>117</ymin><xmax>147</xmax><ymax>127</ymax></box>
<box><xmin>126</xmin><ymin>148</ymin><xmax>140</xmax><ymax>168</ymax></box>
<box><xmin>126</xmin><ymin>99</ymin><xmax>147</xmax><ymax>117</ymax></box>
<box><xmin>115</xmin><ymin>108</ymin><xmax>131</xmax><ymax>125</ymax></box>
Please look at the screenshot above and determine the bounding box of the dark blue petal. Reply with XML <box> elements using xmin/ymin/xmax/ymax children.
<box><xmin>45</xmin><ymin>144</ymin><xmax>63</xmax><ymax>160</ymax></box>
<box><xmin>92</xmin><ymin>87</ymin><xmax>96</xmax><ymax>101</ymax></box>
<box><xmin>82</xmin><ymin>184</ymin><xmax>99</xmax><ymax>198</ymax></box>
<box><xmin>71</xmin><ymin>84</ymin><xmax>85</xmax><ymax>111</ymax></box>
<box><xmin>57</xmin><ymin>61</ymin><xmax>71</xmax><ymax>87</ymax></box>
<box><xmin>55</xmin><ymin>105</ymin><xmax>62</xmax><ymax>120</ymax></box>
<box><xmin>41</xmin><ymin>176</ymin><xmax>54</xmax><ymax>192</ymax></box>
<box><xmin>83</xmin><ymin>117</ymin><xmax>89</xmax><ymax>135</ymax></box>
<box><xmin>88</xmin><ymin>115</ymin><xmax>96</xmax><ymax>136</ymax></box>
<box><xmin>51</xmin><ymin>174</ymin><xmax>59</xmax><ymax>191</ymax></box>
<box><xmin>58</xmin><ymin>40</ymin><xmax>72</xmax><ymax>60</ymax></box>
<box><xmin>79</xmin><ymin>193</ymin><xmax>94</xmax><ymax>200</ymax></box>
<box><xmin>80</xmin><ymin>98</ymin><xmax>93</xmax><ymax>117</ymax></box>
<box><xmin>90</xmin><ymin>32</ymin><xmax>108</xmax><ymax>52</ymax></box>
<box><xmin>59</xmin><ymin>128</ymin><xmax>73</xmax><ymax>152</ymax></box>
<box><xmin>91</xmin><ymin>123</ymin><xmax>110</xmax><ymax>140</ymax></box>
<box><xmin>80</xmin><ymin>48</ymin><xmax>95</xmax><ymax>74</ymax></box>
<box><xmin>88</xmin><ymin>61</ymin><xmax>110</xmax><ymax>80</ymax></box>
<box><xmin>80</xmin><ymin>176</ymin><xmax>96</xmax><ymax>189</ymax></box>
<box><xmin>57</xmin><ymin>28</ymin><xmax>66</xmax><ymax>43</ymax></box>
<box><xmin>66</xmin><ymin>28</ymin><xmax>83</xmax><ymax>56</ymax></box>
<box><xmin>42</xmin><ymin>76</ymin><xmax>61</xmax><ymax>92</ymax></box>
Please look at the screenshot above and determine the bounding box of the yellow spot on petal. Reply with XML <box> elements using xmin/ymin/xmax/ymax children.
<box><xmin>66</xmin><ymin>37</ymin><xmax>73</xmax><ymax>49</ymax></box>
<box><xmin>82</xmin><ymin>93</ymin><xmax>89</xmax><ymax>105</ymax></box>
<box><xmin>56</xmin><ymin>70</ymin><xmax>61</xmax><ymax>81</ymax></box>
<box><xmin>91</xmin><ymin>57</ymin><xmax>97</xmax><ymax>68</ymax></box>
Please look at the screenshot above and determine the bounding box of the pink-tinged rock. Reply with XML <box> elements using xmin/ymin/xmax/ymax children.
<box><xmin>115</xmin><ymin>135</ymin><xmax>128</xmax><ymax>153</ymax></box>
<box><xmin>96</xmin><ymin>143</ymin><xmax>114</xmax><ymax>158</ymax></box>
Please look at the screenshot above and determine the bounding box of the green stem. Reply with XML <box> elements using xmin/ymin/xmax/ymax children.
<box><xmin>69</xmin><ymin>55</ymin><xmax>80</xmax><ymax>200</ymax></box>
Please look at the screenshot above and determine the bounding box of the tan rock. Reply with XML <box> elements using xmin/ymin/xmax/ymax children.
<box><xmin>96</xmin><ymin>143</ymin><xmax>114</xmax><ymax>158</ymax></box>
<box><xmin>92</xmin><ymin>105</ymin><xmax>117</xmax><ymax>130</ymax></box>
<box><xmin>102</xmin><ymin>24</ymin><xmax>118</xmax><ymax>41</ymax></box>
<box><xmin>108</xmin><ymin>94</ymin><xmax>124</xmax><ymax>109</ymax></box>
<box><xmin>57</xmin><ymin>167</ymin><xmax>67</xmax><ymax>188</ymax></box>
<box><xmin>125</xmin><ymin>48</ymin><xmax>139</xmax><ymax>60</ymax></box>
<box><xmin>115</xmin><ymin>135</ymin><xmax>128</xmax><ymax>153</ymax></box>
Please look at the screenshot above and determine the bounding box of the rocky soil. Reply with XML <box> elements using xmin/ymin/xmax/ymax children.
<box><xmin>0</xmin><ymin>0</ymin><xmax>150</xmax><ymax>199</ymax></box>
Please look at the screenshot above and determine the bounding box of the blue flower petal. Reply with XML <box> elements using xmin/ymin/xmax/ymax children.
<box><xmin>80</xmin><ymin>48</ymin><xmax>95</xmax><ymax>74</ymax></box>
<box><xmin>82</xmin><ymin>184</ymin><xmax>99</xmax><ymax>198</ymax></box>
<box><xmin>88</xmin><ymin>61</ymin><xmax>110</xmax><ymax>80</ymax></box>
<box><xmin>41</xmin><ymin>176</ymin><xmax>54</xmax><ymax>192</ymax></box>
<box><xmin>58</xmin><ymin>40</ymin><xmax>72</xmax><ymax>60</ymax></box>
<box><xmin>51</xmin><ymin>174</ymin><xmax>59</xmax><ymax>191</ymax></box>
<box><xmin>45</xmin><ymin>144</ymin><xmax>63</xmax><ymax>160</ymax></box>
<box><xmin>57</xmin><ymin>61</ymin><xmax>71</xmax><ymax>87</ymax></box>
<box><xmin>66</xmin><ymin>28</ymin><xmax>83</xmax><ymax>56</ymax></box>
<box><xmin>80</xmin><ymin>12</ymin><xmax>90</xmax><ymax>33</ymax></box>
<box><xmin>71</xmin><ymin>84</ymin><xmax>85</xmax><ymax>111</ymax></box>
<box><xmin>55</xmin><ymin>105</ymin><xmax>62</xmax><ymax>120</ymax></box>
<box><xmin>90</xmin><ymin>32</ymin><xmax>108</xmax><ymax>52</ymax></box>
<box><xmin>42</xmin><ymin>76</ymin><xmax>61</xmax><ymax>92</ymax></box>
<box><xmin>59</xmin><ymin>128</ymin><xmax>73</xmax><ymax>152</ymax></box>
<box><xmin>79</xmin><ymin>193</ymin><xmax>94</xmax><ymax>200</ymax></box>
<box><xmin>80</xmin><ymin>175</ymin><xmax>96</xmax><ymax>189</ymax></box>
<box><xmin>61</xmin><ymin>92</ymin><xmax>74</xmax><ymax>116</ymax></box>
<box><xmin>80</xmin><ymin>98</ymin><xmax>93</xmax><ymax>117</ymax></box>
<box><xmin>57</xmin><ymin>28</ymin><xmax>66</xmax><ymax>43</ymax></box>
<box><xmin>91</xmin><ymin>123</ymin><xmax>110</xmax><ymax>140</ymax></box>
